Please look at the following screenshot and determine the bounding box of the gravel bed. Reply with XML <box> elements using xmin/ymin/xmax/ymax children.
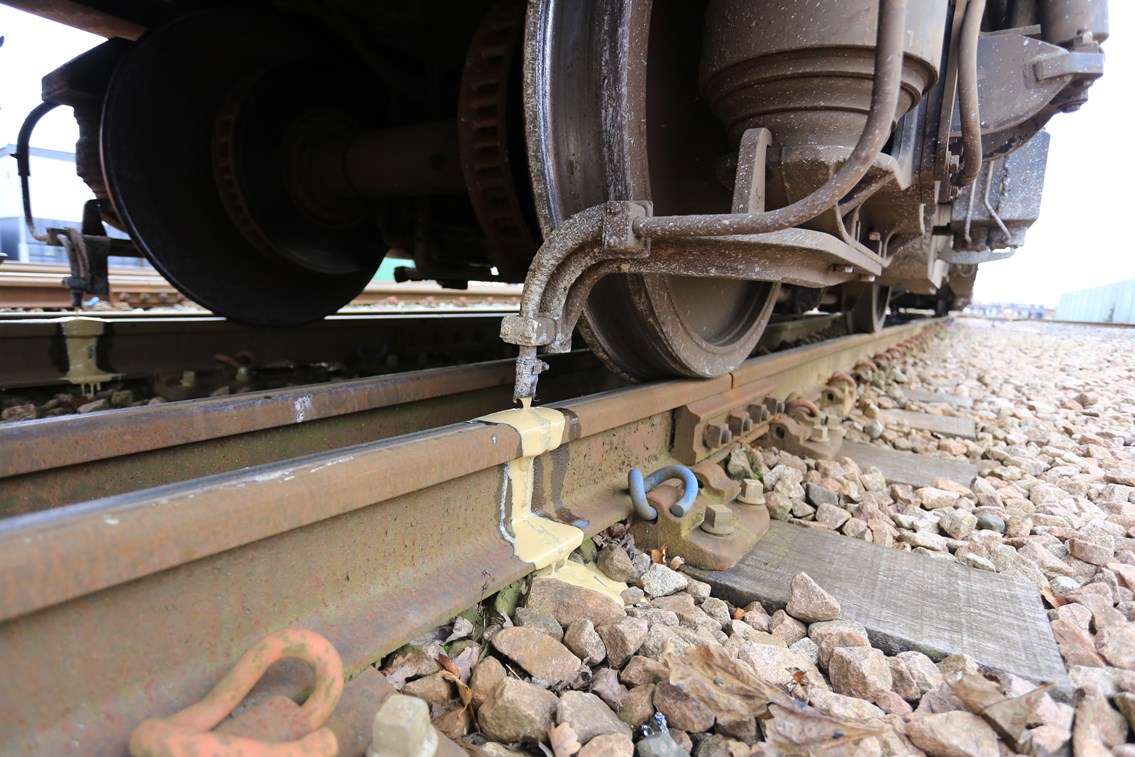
<box><xmin>369</xmin><ymin>319</ymin><xmax>1135</xmax><ymax>757</ymax></box>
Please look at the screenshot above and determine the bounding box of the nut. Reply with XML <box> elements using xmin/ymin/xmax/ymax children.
<box><xmin>704</xmin><ymin>423</ymin><xmax>733</xmax><ymax>448</ymax></box>
<box><xmin>738</xmin><ymin>479</ymin><xmax>765</xmax><ymax>506</ymax></box>
<box><xmin>700</xmin><ymin>504</ymin><xmax>735</xmax><ymax>535</ymax></box>
<box><xmin>727</xmin><ymin>412</ymin><xmax>753</xmax><ymax>435</ymax></box>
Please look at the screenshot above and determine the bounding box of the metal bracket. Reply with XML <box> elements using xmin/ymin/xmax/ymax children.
<box><xmin>673</xmin><ymin>378</ymin><xmax>776</xmax><ymax>465</ymax></box>
<box><xmin>760</xmin><ymin>412</ymin><xmax>845</xmax><ymax>460</ymax></box>
<box><xmin>818</xmin><ymin>372</ymin><xmax>858</xmax><ymax>417</ymax></box>
<box><xmin>627</xmin><ymin>461</ymin><xmax>768</xmax><ymax>571</ymax></box>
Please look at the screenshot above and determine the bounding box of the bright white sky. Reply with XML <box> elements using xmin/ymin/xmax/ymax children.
<box><xmin>0</xmin><ymin>4</ymin><xmax>1130</xmax><ymax>307</ymax></box>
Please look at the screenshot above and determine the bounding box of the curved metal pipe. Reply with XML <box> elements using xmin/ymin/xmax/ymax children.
<box><xmin>17</xmin><ymin>101</ymin><xmax>61</xmax><ymax>243</ymax></box>
<box><xmin>632</xmin><ymin>0</ymin><xmax>909</xmax><ymax>241</ymax></box>
<box><xmin>955</xmin><ymin>0</ymin><xmax>986</xmax><ymax>187</ymax></box>
<box><xmin>628</xmin><ymin>465</ymin><xmax>699</xmax><ymax>520</ymax></box>
<box><xmin>981</xmin><ymin>160</ymin><xmax>1011</xmax><ymax>242</ymax></box>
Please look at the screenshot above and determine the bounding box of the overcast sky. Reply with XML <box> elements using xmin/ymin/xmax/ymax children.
<box><xmin>0</xmin><ymin>4</ymin><xmax>1129</xmax><ymax>307</ymax></box>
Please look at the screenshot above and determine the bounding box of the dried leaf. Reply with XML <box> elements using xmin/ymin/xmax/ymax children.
<box><xmin>438</xmin><ymin>669</ymin><xmax>474</xmax><ymax>710</ymax></box>
<box><xmin>450</xmin><ymin>645</ymin><xmax>479</xmax><ymax>684</ymax></box>
<box><xmin>446</xmin><ymin>616</ymin><xmax>475</xmax><ymax>643</ymax></box>
<box><xmin>764</xmin><ymin>702</ymin><xmax>887</xmax><ymax>753</ymax></box>
<box><xmin>665</xmin><ymin>645</ymin><xmax>885</xmax><ymax>754</ymax></box>
<box><xmin>548</xmin><ymin>722</ymin><xmax>581</xmax><ymax>757</ymax></box>
<box><xmin>668</xmin><ymin>556</ymin><xmax>686</xmax><ymax>571</ymax></box>
<box><xmin>733</xmin><ymin>608</ymin><xmax>745</xmax><ymax>620</ymax></box>
<box><xmin>947</xmin><ymin>670</ymin><xmax>1050</xmax><ymax>748</ymax></box>
<box><xmin>1039</xmin><ymin>584</ymin><xmax>1066</xmax><ymax>608</ymax></box>
<box><xmin>438</xmin><ymin>653</ymin><xmax>460</xmax><ymax>678</ymax></box>
<box><xmin>433</xmin><ymin>706</ymin><xmax>472</xmax><ymax>741</ymax></box>
<box><xmin>651</xmin><ymin>546</ymin><xmax>667</xmax><ymax>565</ymax></box>
<box><xmin>439</xmin><ymin>655</ymin><xmax>475</xmax><ymax>717</ymax></box>
<box><xmin>591</xmin><ymin>667</ymin><xmax>628</xmax><ymax>709</ymax></box>
<box><xmin>663</xmin><ymin>642</ymin><xmax>796</xmax><ymax>720</ymax></box>
<box><xmin>382</xmin><ymin>645</ymin><xmax>441</xmax><ymax>690</ymax></box>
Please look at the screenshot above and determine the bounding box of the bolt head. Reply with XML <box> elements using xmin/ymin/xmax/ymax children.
<box><xmin>704</xmin><ymin>423</ymin><xmax>730</xmax><ymax>447</ymax></box>
<box><xmin>727</xmin><ymin>412</ymin><xmax>752</xmax><ymax>435</ymax></box>
<box><xmin>701</xmin><ymin>504</ymin><xmax>735</xmax><ymax>535</ymax></box>
<box><xmin>738</xmin><ymin>478</ymin><xmax>765</xmax><ymax>505</ymax></box>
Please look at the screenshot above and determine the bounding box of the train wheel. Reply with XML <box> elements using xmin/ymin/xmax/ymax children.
<box><xmin>526</xmin><ymin>0</ymin><xmax>778</xmax><ymax>380</ymax></box>
<box><xmin>100</xmin><ymin>9</ymin><xmax>384</xmax><ymax>326</ymax></box>
<box><xmin>845</xmin><ymin>283</ymin><xmax>892</xmax><ymax>334</ymax></box>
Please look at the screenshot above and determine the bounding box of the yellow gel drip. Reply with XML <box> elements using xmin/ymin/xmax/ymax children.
<box><xmin>479</xmin><ymin>406</ymin><xmax>581</xmax><ymax>568</ymax></box>
<box><xmin>478</xmin><ymin>405</ymin><xmax>628</xmax><ymax>604</ymax></box>
<box><xmin>538</xmin><ymin>559</ymin><xmax>627</xmax><ymax>605</ymax></box>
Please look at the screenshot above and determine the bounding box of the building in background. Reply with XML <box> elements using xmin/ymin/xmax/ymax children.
<box><xmin>1056</xmin><ymin>279</ymin><xmax>1135</xmax><ymax>324</ymax></box>
<box><xmin>966</xmin><ymin>302</ymin><xmax>1054</xmax><ymax>320</ymax></box>
<box><xmin>0</xmin><ymin>144</ymin><xmax>142</xmax><ymax>266</ymax></box>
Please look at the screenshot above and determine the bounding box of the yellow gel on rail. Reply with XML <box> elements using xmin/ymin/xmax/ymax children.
<box><xmin>478</xmin><ymin>405</ymin><xmax>627</xmax><ymax>604</ymax></box>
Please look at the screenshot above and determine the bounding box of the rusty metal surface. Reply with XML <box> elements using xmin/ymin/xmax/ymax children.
<box><xmin>0</xmin><ymin>262</ymin><xmax>520</xmax><ymax>313</ymax></box>
<box><xmin>0</xmin><ymin>261</ymin><xmax>179</xmax><ymax>309</ymax></box>
<box><xmin>0</xmin><ymin>311</ymin><xmax>513</xmax><ymax>390</ymax></box>
<box><xmin>0</xmin><ymin>351</ymin><xmax>612</xmax><ymax>515</ymax></box>
<box><xmin>0</xmin><ymin>320</ymin><xmax>941</xmax><ymax>754</ymax></box>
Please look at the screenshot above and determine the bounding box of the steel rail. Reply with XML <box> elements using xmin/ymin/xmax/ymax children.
<box><xmin>0</xmin><ymin>262</ymin><xmax>522</xmax><ymax>309</ymax></box>
<box><xmin>0</xmin><ymin>351</ymin><xmax>616</xmax><ymax>516</ymax></box>
<box><xmin>0</xmin><ymin>309</ymin><xmax>839</xmax><ymax>392</ymax></box>
<box><xmin>0</xmin><ymin>311</ymin><xmax>517</xmax><ymax>390</ymax></box>
<box><xmin>0</xmin><ymin>314</ymin><xmax>839</xmax><ymax>514</ymax></box>
<box><xmin>0</xmin><ymin>318</ymin><xmax>941</xmax><ymax>754</ymax></box>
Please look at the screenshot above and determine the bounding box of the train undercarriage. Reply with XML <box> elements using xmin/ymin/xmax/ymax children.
<box><xmin>9</xmin><ymin>0</ymin><xmax>1106</xmax><ymax>394</ymax></box>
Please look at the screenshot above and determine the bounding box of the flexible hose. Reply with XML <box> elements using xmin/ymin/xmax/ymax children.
<box><xmin>632</xmin><ymin>0</ymin><xmax>909</xmax><ymax>241</ymax></box>
<box><xmin>955</xmin><ymin>0</ymin><xmax>986</xmax><ymax>187</ymax></box>
<box><xmin>16</xmin><ymin>101</ymin><xmax>60</xmax><ymax>243</ymax></box>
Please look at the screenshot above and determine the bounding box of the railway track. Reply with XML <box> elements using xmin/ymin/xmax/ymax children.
<box><xmin>0</xmin><ymin>262</ymin><xmax>522</xmax><ymax>310</ymax></box>
<box><xmin>0</xmin><ymin>317</ymin><xmax>937</xmax><ymax>754</ymax></box>
<box><xmin>0</xmin><ymin>311</ymin><xmax>842</xmax><ymax>392</ymax></box>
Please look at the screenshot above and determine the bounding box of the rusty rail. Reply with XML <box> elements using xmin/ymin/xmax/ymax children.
<box><xmin>0</xmin><ymin>314</ymin><xmax>843</xmax><ymax>512</ymax></box>
<box><xmin>0</xmin><ymin>310</ymin><xmax>843</xmax><ymax>391</ymax></box>
<box><xmin>0</xmin><ymin>261</ymin><xmax>521</xmax><ymax>309</ymax></box>
<box><xmin>0</xmin><ymin>311</ymin><xmax>516</xmax><ymax>390</ymax></box>
<box><xmin>0</xmin><ymin>318</ymin><xmax>942</xmax><ymax>755</ymax></box>
<box><xmin>0</xmin><ymin>351</ymin><xmax>616</xmax><ymax>516</ymax></box>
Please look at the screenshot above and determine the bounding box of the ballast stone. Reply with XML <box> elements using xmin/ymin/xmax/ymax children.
<box><xmin>641</xmin><ymin>563</ymin><xmax>688</xmax><ymax>598</ymax></box>
<box><xmin>785</xmin><ymin>571</ymin><xmax>841</xmax><ymax>622</ymax></box>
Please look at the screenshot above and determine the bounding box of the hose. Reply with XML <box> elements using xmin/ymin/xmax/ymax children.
<box><xmin>16</xmin><ymin>101</ymin><xmax>61</xmax><ymax>243</ymax></box>
<box><xmin>632</xmin><ymin>0</ymin><xmax>909</xmax><ymax>241</ymax></box>
<box><xmin>955</xmin><ymin>0</ymin><xmax>986</xmax><ymax>187</ymax></box>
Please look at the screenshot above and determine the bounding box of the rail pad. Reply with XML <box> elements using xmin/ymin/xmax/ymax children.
<box><xmin>684</xmin><ymin>521</ymin><xmax>1068</xmax><ymax>689</ymax></box>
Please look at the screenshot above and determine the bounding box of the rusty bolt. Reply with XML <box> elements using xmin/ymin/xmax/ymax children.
<box><xmin>809</xmin><ymin>423</ymin><xmax>830</xmax><ymax>443</ymax></box>
<box><xmin>700</xmin><ymin>504</ymin><xmax>735</xmax><ymax>536</ymax></box>
<box><xmin>704</xmin><ymin>423</ymin><xmax>733</xmax><ymax>448</ymax></box>
<box><xmin>738</xmin><ymin>479</ymin><xmax>765</xmax><ymax>506</ymax></box>
<box><xmin>747</xmin><ymin>403</ymin><xmax>770</xmax><ymax>424</ymax></box>
<box><xmin>727</xmin><ymin>412</ymin><xmax>753</xmax><ymax>435</ymax></box>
